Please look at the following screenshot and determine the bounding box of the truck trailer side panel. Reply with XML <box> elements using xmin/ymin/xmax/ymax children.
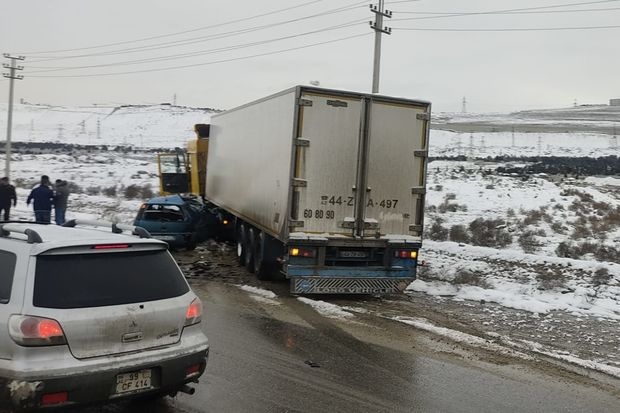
<box><xmin>206</xmin><ymin>90</ymin><xmax>297</xmax><ymax>239</ymax></box>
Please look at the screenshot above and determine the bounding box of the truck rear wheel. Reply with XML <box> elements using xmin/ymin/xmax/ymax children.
<box><xmin>253</xmin><ymin>231</ymin><xmax>270</xmax><ymax>280</ymax></box>
<box><xmin>244</xmin><ymin>227</ymin><xmax>256</xmax><ymax>273</ymax></box>
<box><xmin>236</xmin><ymin>224</ymin><xmax>247</xmax><ymax>266</ymax></box>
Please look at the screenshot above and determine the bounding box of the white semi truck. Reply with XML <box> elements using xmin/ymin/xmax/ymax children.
<box><xmin>160</xmin><ymin>85</ymin><xmax>431</xmax><ymax>294</ymax></box>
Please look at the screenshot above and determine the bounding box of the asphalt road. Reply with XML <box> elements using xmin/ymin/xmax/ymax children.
<box><xmin>78</xmin><ymin>269</ymin><xmax>619</xmax><ymax>413</ymax></box>
<box><xmin>54</xmin><ymin>240</ymin><xmax>619</xmax><ymax>413</ymax></box>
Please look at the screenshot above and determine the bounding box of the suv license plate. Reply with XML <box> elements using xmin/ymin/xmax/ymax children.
<box><xmin>116</xmin><ymin>369</ymin><xmax>152</xmax><ymax>394</ymax></box>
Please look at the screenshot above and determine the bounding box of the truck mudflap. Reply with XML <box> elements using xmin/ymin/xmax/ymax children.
<box><xmin>291</xmin><ymin>277</ymin><xmax>413</xmax><ymax>294</ymax></box>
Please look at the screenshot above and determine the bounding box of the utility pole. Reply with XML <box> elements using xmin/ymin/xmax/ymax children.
<box><xmin>461</xmin><ymin>97</ymin><xmax>467</xmax><ymax>113</ymax></box>
<box><xmin>369</xmin><ymin>1</ymin><xmax>392</xmax><ymax>93</ymax></box>
<box><xmin>3</xmin><ymin>54</ymin><xmax>25</xmax><ymax>179</ymax></box>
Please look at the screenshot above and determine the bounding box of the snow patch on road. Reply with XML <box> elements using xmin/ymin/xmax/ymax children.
<box><xmin>236</xmin><ymin>285</ymin><xmax>280</xmax><ymax>305</ymax></box>
<box><xmin>390</xmin><ymin>315</ymin><xmax>533</xmax><ymax>360</ymax></box>
<box><xmin>298</xmin><ymin>298</ymin><xmax>354</xmax><ymax>319</ymax></box>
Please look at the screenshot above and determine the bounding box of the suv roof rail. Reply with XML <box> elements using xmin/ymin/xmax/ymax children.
<box><xmin>63</xmin><ymin>219</ymin><xmax>152</xmax><ymax>239</ymax></box>
<box><xmin>0</xmin><ymin>223</ymin><xmax>44</xmax><ymax>244</ymax></box>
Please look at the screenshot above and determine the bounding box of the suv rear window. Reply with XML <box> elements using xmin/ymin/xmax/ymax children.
<box><xmin>0</xmin><ymin>250</ymin><xmax>17</xmax><ymax>304</ymax></box>
<box><xmin>33</xmin><ymin>250</ymin><xmax>189</xmax><ymax>309</ymax></box>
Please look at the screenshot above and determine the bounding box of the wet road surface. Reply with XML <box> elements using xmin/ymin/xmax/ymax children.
<box><xmin>66</xmin><ymin>245</ymin><xmax>619</xmax><ymax>412</ymax></box>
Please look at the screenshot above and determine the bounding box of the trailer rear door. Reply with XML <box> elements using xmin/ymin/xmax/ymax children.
<box><xmin>294</xmin><ymin>91</ymin><xmax>362</xmax><ymax>235</ymax></box>
<box><xmin>364</xmin><ymin>99</ymin><xmax>429</xmax><ymax>237</ymax></box>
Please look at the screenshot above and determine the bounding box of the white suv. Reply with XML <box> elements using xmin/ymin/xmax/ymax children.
<box><xmin>0</xmin><ymin>220</ymin><xmax>209</xmax><ymax>411</ymax></box>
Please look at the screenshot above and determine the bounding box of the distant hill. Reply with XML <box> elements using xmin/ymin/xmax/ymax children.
<box><xmin>432</xmin><ymin>105</ymin><xmax>620</xmax><ymax>135</ymax></box>
<box><xmin>0</xmin><ymin>103</ymin><xmax>219</xmax><ymax>149</ymax></box>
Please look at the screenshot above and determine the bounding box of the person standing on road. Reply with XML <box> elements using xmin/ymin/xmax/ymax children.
<box><xmin>26</xmin><ymin>175</ymin><xmax>55</xmax><ymax>223</ymax></box>
<box><xmin>53</xmin><ymin>179</ymin><xmax>70</xmax><ymax>225</ymax></box>
<box><xmin>0</xmin><ymin>177</ymin><xmax>17</xmax><ymax>221</ymax></box>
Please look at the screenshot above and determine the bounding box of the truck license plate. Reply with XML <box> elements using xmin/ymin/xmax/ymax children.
<box><xmin>340</xmin><ymin>250</ymin><xmax>367</xmax><ymax>258</ymax></box>
<box><xmin>116</xmin><ymin>369</ymin><xmax>152</xmax><ymax>394</ymax></box>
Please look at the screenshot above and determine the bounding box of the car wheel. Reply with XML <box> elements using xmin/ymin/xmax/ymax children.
<box><xmin>244</xmin><ymin>228</ymin><xmax>256</xmax><ymax>273</ymax></box>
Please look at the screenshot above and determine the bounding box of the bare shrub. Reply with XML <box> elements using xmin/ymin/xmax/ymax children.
<box><xmin>102</xmin><ymin>186</ymin><xmax>117</xmax><ymax>197</ymax></box>
<box><xmin>434</xmin><ymin>185</ymin><xmax>443</xmax><ymax>191</ymax></box>
<box><xmin>469</xmin><ymin>218</ymin><xmax>512</xmax><ymax>248</ymax></box>
<box><xmin>523</xmin><ymin>210</ymin><xmax>543</xmax><ymax>226</ymax></box>
<box><xmin>592</xmin><ymin>268</ymin><xmax>612</xmax><ymax>286</ymax></box>
<box><xmin>555</xmin><ymin>241</ymin><xmax>573</xmax><ymax>258</ymax></box>
<box><xmin>550</xmin><ymin>221</ymin><xmax>566</xmax><ymax>234</ymax></box>
<box><xmin>86</xmin><ymin>186</ymin><xmax>101</xmax><ymax>196</ymax></box>
<box><xmin>571</xmin><ymin>222</ymin><xmax>592</xmax><ymax>240</ymax></box>
<box><xmin>428</xmin><ymin>219</ymin><xmax>449</xmax><ymax>241</ymax></box>
<box><xmin>593</xmin><ymin>245</ymin><xmax>620</xmax><ymax>264</ymax></box>
<box><xmin>66</xmin><ymin>181</ymin><xmax>82</xmax><ymax>194</ymax></box>
<box><xmin>537</xmin><ymin>268</ymin><xmax>566</xmax><ymax>290</ymax></box>
<box><xmin>141</xmin><ymin>184</ymin><xmax>154</xmax><ymax>199</ymax></box>
<box><xmin>453</xmin><ymin>269</ymin><xmax>490</xmax><ymax>288</ymax></box>
<box><xmin>449</xmin><ymin>224</ymin><xmax>470</xmax><ymax>243</ymax></box>
<box><xmin>518</xmin><ymin>230</ymin><xmax>542</xmax><ymax>254</ymax></box>
<box><xmin>123</xmin><ymin>184</ymin><xmax>142</xmax><ymax>200</ymax></box>
<box><xmin>438</xmin><ymin>202</ymin><xmax>460</xmax><ymax>213</ymax></box>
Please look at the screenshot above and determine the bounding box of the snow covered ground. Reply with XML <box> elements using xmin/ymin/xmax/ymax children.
<box><xmin>1</xmin><ymin>102</ymin><xmax>619</xmax><ymax>378</ymax></box>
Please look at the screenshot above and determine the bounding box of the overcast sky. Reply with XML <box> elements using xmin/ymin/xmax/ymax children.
<box><xmin>1</xmin><ymin>0</ymin><xmax>619</xmax><ymax>113</ymax></box>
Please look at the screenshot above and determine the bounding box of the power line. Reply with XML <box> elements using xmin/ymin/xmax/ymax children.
<box><xmin>392</xmin><ymin>24</ymin><xmax>620</xmax><ymax>31</ymax></box>
<box><xmin>26</xmin><ymin>32</ymin><xmax>371</xmax><ymax>78</ymax></box>
<box><xmin>392</xmin><ymin>6</ymin><xmax>620</xmax><ymax>15</ymax></box>
<box><xmin>25</xmin><ymin>20</ymin><xmax>366</xmax><ymax>73</ymax></box>
<box><xmin>390</xmin><ymin>0</ymin><xmax>620</xmax><ymax>22</ymax></box>
<box><xmin>23</xmin><ymin>0</ymin><xmax>368</xmax><ymax>60</ymax></box>
<box><xmin>20</xmin><ymin>0</ymin><xmax>329</xmax><ymax>55</ymax></box>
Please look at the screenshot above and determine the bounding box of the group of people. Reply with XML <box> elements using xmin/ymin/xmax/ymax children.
<box><xmin>0</xmin><ymin>175</ymin><xmax>70</xmax><ymax>225</ymax></box>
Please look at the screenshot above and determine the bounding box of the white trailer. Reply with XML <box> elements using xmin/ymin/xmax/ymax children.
<box><xmin>206</xmin><ymin>86</ymin><xmax>430</xmax><ymax>294</ymax></box>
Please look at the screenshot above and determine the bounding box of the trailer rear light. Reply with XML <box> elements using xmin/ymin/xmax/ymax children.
<box><xmin>185</xmin><ymin>298</ymin><xmax>203</xmax><ymax>326</ymax></box>
<box><xmin>93</xmin><ymin>244</ymin><xmax>130</xmax><ymax>249</ymax></box>
<box><xmin>395</xmin><ymin>250</ymin><xmax>418</xmax><ymax>259</ymax></box>
<box><xmin>8</xmin><ymin>315</ymin><xmax>67</xmax><ymax>346</ymax></box>
<box><xmin>41</xmin><ymin>392</ymin><xmax>68</xmax><ymax>406</ymax></box>
<box><xmin>289</xmin><ymin>247</ymin><xmax>316</xmax><ymax>258</ymax></box>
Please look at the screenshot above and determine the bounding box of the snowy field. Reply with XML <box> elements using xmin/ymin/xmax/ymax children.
<box><xmin>1</xmin><ymin>102</ymin><xmax>619</xmax><ymax>377</ymax></box>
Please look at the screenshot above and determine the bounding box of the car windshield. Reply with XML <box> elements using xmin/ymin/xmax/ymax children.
<box><xmin>33</xmin><ymin>250</ymin><xmax>189</xmax><ymax>309</ymax></box>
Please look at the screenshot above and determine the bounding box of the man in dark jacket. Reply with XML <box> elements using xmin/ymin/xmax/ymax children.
<box><xmin>27</xmin><ymin>175</ymin><xmax>55</xmax><ymax>223</ymax></box>
<box><xmin>0</xmin><ymin>177</ymin><xmax>17</xmax><ymax>221</ymax></box>
<box><xmin>53</xmin><ymin>179</ymin><xmax>70</xmax><ymax>225</ymax></box>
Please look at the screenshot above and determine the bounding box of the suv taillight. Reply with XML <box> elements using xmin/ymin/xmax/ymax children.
<box><xmin>8</xmin><ymin>315</ymin><xmax>67</xmax><ymax>346</ymax></box>
<box><xmin>185</xmin><ymin>298</ymin><xmax>202</xmax><ymax>326</ymax></box>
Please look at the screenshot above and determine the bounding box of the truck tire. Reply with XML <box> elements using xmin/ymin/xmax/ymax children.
<box><xmin>236</xmin><ymin>224</ymin><xmax>247</xmax><ymax>266</ymax></box>
<box><xmin>253</xmin><ymin>231</ymin><xmax>270</xmax><ymax>280</ymax></box>
<box><xmin>244</xmin><ymin>228</ymin><xmax>256</xmax><ymax>273</ymax></box>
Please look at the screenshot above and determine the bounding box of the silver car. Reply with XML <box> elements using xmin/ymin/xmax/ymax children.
<box><xmin>0</xmin><ymin>220</ymin><xmax>209</xmax><ymax>411</ymax></box>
